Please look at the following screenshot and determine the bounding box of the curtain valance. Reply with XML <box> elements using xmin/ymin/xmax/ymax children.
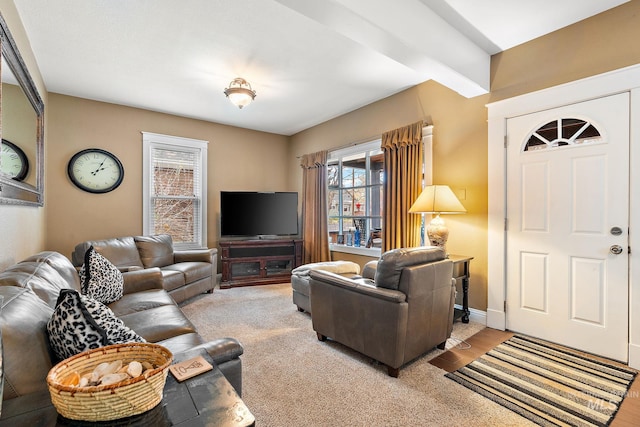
<box><xmin>300</xmin><ymin>151</ymin><xmax>327</xmax><ymax>169</ymax></box>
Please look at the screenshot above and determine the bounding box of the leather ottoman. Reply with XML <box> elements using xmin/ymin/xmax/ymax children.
<box><xmin>291</xmin><ymin>261</ymin><xmax>360</xmax><ymax>313</ymax></box>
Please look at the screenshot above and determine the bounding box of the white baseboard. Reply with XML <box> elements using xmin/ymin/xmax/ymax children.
<box><xmin>454</xmin><ymin>304</ymin><xmax>486</xmax><ymax>325</ymax></box>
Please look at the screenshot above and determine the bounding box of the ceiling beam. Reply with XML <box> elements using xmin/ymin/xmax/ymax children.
<box><xmin>273</xmin><ymin>0</ymin><xmax>489</xmax><ymax>97</ymax></box>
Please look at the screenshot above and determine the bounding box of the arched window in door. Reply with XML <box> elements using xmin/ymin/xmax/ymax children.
<box><xmin>523</xmin><ymin>118</ymin><xmax>602</xmax><ymax>152</ymax></box>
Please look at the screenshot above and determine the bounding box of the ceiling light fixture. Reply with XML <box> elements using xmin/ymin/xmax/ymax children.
<box><xmin>224</xmin><ymin>77</ymin><xmax>256</xmax><ymax>109</ymax></box>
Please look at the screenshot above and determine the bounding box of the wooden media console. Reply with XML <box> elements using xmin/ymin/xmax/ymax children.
<box><xmin>219</xmin><ymin>239</ymin><xmax>303</xmax><ymax>288</ymax></box>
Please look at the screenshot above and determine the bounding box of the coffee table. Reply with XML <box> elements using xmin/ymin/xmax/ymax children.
<box><xmin>0</xmin><ymin>349</ymin><xmax>255</xmax><ymax>426</ymax></box>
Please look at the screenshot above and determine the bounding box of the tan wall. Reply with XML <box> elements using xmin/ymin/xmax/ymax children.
<box><xmin>0</xmin><ymin>0</ymin><xmax>48</xmax><ymax>270</ymax></box>
<box><xmin>45</xmin><ymin>93</ymin><xmax>290</xmax><ymax>259</ymax></box>
<box><xmin>290</xmin><ymin>82</ymin><xmax>490</xmax><ymax>311</ymax></box>
<box><xmin>490</xmin><ymin>1</ymin><xmax>640</xmax><ymax>102</ymax></box>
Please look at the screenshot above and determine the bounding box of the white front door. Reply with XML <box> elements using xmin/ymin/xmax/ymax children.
<box><xmin>506</xmin><ymin>92</ymin><xmax>629</xmax><ymax>362</ymax></box>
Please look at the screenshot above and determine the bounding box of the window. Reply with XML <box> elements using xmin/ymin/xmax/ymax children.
<box><xmin>524</xmin><ymin>118</ymin><xmax>602</xmax><ymax>152</ymax></box>
<box><xmin>142</xmin><ymin>132</ymin><xmax>208</xmax><ymax>249</ymax></box>
<box><xmin>327</xmin><ymin>140</ymin><xmax>383</xmax><ymax>247</ymax></box>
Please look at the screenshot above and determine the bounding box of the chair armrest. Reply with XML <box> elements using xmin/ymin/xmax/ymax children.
<box><xmin>121</xmin><ymin>267</ymin><xmax>163</xmax><ymax>294</ymax></box>
<box><xmin>174</xmin><ymin>248</ymin><xmax>217</xmax><ymax>264</ymax></box>
<box><xmin>309</xmin><ymin>270</ymin><xmax>406</xmax><ymax>303</ymax></box>
<box><xmin>362</xmin><ymin>260</ymin><xmax>378</xmax><ymax>280</ymax></box>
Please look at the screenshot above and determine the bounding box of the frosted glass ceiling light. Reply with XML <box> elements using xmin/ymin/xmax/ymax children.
<box><xmin>224</xmin><ymin>77</ymin><xmax>256</xmax><ymax>109</ymax></box>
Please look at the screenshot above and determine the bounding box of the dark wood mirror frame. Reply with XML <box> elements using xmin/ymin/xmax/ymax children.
<box><xmin>0</xmin><ymin>12</ymin><xmax>45</xmax><ymax>206</ymax></box>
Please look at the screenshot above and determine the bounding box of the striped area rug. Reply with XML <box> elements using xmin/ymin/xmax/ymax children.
<box><xmin>445</xmin><ymin>335</ymin><xmax>637</xmax><ymax>427</ymax></box>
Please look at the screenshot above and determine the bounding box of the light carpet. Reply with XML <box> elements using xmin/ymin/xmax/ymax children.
<box><xmin>181</xmin><ymin>283</ymin><xmax>534</xmax><ymax>426</ymax></box>
<box><xmin>446</xmin><ymin>335</ymin><xmax>637</xmax><ymax>427</ymax></box>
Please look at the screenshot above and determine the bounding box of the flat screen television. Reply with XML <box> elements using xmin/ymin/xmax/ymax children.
<box><xmin>220</xmin><ymin>191</ymin><xmax>299</xmax><ymax>237</ymax></box>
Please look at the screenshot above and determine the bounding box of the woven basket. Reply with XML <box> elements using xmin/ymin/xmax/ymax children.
<box><xmin>46</xmin><ymin>342</ymin><xmax>173</xmax><ymax>422</ymax></box>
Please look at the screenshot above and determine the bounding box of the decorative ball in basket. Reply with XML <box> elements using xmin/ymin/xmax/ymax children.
<box><xmin>46</xmin><ymin>342</ymin><xmax>173</xmax><ymax>422</ymax></box>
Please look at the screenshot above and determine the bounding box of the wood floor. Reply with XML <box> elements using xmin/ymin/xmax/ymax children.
<box><xmin>429</xmin><ymin>328</ymin><xmax>640</xmax><ymax>426</ymax></box>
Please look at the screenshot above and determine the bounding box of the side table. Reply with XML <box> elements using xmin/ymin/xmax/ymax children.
<box><xmin>163</xmin><ymin>349</ymin><xmax>255</xmax><ymax>426</ymax></box>
<box><xmin>448</xmin><ymin>255</ymin><xmax>473</xmax><ymax>323</ymax></box>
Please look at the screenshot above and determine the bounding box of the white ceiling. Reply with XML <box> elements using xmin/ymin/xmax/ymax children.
<box><xmin>12</xmin><ymin>0</ymin><xmax>628</xmax><ymax>136</ymax></box>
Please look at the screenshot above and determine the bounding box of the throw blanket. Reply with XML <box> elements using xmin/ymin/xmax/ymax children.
<box><xmin>292</xmin><ymin>261</ymin><xmax>360</xmax><ymax>276</ymax></box>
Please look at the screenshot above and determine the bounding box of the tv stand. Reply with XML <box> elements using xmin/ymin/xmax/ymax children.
<box><xmin>220</xmin><ymin>239</ymin><xmax>303</xmax><ymax>288</ymax></box>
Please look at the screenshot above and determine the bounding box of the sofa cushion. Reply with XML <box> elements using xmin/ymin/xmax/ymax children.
<box><xmin>118</xmin><ymin>305</ymin><xmax>197</xmax><ymax>343</ymax></box>
<box><xmin>0</xmin><ymin>260</ymin><xmax>75</xmax><ymax>309</ymax></box>
<box><xmin>163</xmin><ymin>261</ymin><xmax>212</xmax><ymax>284</ymax></box>
<box><xmin>108</xmin><ymin>289</ymin><xmax>177</xmax><ymax>317</ymax></box>
<box><xmin>23</xmin><ymin>251</ymin><xmax>82</xmax><ymax>291</ymax></box>
<box><xmin>72</xmin><ymin>237</ymin><xmax>144</xmax><ymax>270</ymax></box>
<box><xmin>135</xmin><ymin>234</ymin><xmax>174</xmax><ymax>268</ymax></box>
<box><xmin>79</xmin><ymin>246</ymin><xmax>124</xmax><ymax>304</ymax></box>
<box><xmin>47</xmin><ymin>289</ymin><xmax>145</xmax><ymax>360</ymax></box>
<box><xmin>0</xmin><ymin>286</ymin><xmax>55</xmax><ymax>399</ymax></box>
<box><xmin>374</xmin><ymin>246</ymin><xmax>446</xmax><ymax>290</ymax></box>
<box><xmin>160</xmin><ymin>269</ymin><xmax>186</xmax><ymax>292</ymax></box>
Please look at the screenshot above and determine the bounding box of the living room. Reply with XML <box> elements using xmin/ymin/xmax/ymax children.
<box><xmin>3</xmin><ymin>0</ymin><xmax>640</xmax><ymax>333</ymax></box>
<box><xmin>2</xmin><ymin>0</ymin><xmax>640</xmax><ymax>425</ymax></box>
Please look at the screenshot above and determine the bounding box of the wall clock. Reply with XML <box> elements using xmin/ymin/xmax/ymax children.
<box><xmin>68</xmin><ymin>148</ymin><xmax>124</xmax><ymax>193</ymax></box>
<box><xmin>0</xmin><ymin>139</ymin><xmax>29</xmax><ymax>181</ymax></box>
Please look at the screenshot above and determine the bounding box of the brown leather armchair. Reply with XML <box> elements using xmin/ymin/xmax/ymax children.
<box><xmin>309</xmin><ymin>246</ymin><xmax>455</xmax><ymax>377</ymax></box>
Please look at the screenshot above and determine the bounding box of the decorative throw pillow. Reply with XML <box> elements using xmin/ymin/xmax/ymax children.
<box><xmin>47</xmin><ymin>289</ymin><xmax>145</xmax><ymax>360</ymax></box>
<box><xmin>79</xmin><ymin>245</ymin><xmax>123</xmax><ymax>304</ymax></box>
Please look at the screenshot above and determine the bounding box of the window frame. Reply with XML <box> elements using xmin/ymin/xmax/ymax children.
<box><xmin>327</xmin><ymin>125</ymin><xmax>433</xmax><ymax>254</ymax></box>
<box><xmin>327</xmin><ymin>139</ymin><xmax>383</xmax><ymax>250</ymax></box>
<box><xmin>142</xmin><ymin>132</ymin><xmax>208</xmax><ymax>250</ymax></box>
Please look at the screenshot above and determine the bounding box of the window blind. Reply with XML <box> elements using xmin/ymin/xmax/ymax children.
<box><xmin>142</xmin><ymin>132</ymin><xmax>208</xmax><ymax>250</ymax></box>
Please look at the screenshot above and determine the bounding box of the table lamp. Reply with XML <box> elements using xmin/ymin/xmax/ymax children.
<box><xmin>409</xmin><ymin>185</ymin><xmax>466</xmax><ymax>252</ymax></box>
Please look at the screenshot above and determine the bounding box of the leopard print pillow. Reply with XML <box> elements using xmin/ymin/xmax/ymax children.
<box><xmin>79</xmin><ymin>245</ymin><xmax>123</xmax><ymax>304</ymax></box>
<box><xmin>47</xmin><ymin>289</ymin><xmax>145</xmax><ymax>361</ymax></box>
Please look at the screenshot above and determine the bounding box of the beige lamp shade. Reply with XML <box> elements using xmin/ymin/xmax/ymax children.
<box><xmin>409</xmin><ymin>185</ymin><xmax>466</xmax><ymax>252</ymax></box>
<box><xmin>409</xmin><ymin>185</ymin><xmax>466</xmax><ymax>214</ymax></box>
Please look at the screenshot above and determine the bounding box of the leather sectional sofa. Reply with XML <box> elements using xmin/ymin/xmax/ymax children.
<box><xmin>0</xmin><ymin>251</ymin><xmax>243</xmax><ymax>419</ymax></box>
<box><xmin>71</xmin><ymin>234</ymin><xmax>216</xmax><ymax>304</ymax></box>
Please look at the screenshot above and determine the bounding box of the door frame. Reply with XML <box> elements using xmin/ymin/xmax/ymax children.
<box><xmin>487</xmin><ymin>63</ymin><xmax>640</xmax><ymax>369</ymax></box>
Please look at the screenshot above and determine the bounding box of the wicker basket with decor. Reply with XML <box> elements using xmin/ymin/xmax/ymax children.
<box><xmin>46</xmin><ymin>342</ymin><xmax>173</xmax><ymax>422</ymax></box>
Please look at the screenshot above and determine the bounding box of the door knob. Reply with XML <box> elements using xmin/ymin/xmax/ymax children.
<box><xmin>610</xmin><ymin>245</ymin><xmax>624</xmax><ymax>255</ymax></box>
<box><xmin>610</xmin><ymin>226</ymin><xmax>623</xmax><ymax>236</ymax></box>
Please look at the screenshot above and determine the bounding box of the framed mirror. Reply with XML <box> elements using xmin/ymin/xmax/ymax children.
<box><xmin>0</xmin><ymin>12</ymin><xmax>44</xmax><ymax>206</ymax></box>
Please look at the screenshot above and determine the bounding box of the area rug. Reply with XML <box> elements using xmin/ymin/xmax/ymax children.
<box><xmin>445</xmin><ymin>334</ymin><xmax>637</xmax><ymax>427</ymax></box>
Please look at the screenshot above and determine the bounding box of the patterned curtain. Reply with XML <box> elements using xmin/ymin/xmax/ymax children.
<box><xmin>300</xmin><ymin>150</ymin><xmax>331</xmax><ymax>263</ymax></box>
<box><xmin>381</xmin><ymin>122</ymin><xmax>424</xmax><ymax>251</ymax></box>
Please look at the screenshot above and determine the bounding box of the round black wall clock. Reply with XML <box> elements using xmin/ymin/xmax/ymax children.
<box><xmin>1</xmin><ymin>139</ymin><xmax>29</xmax><ymax>181</ymax></box>
<box><xmin>68</xmin><ymin>148</ymin><xmax>124</xmax><ymax>193</ymax></box>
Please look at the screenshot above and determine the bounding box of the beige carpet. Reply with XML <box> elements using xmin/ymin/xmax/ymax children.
<box><xmin>181</xmin><ymin>283</ymin><xmax>534</xmax><ymax>427</ymax></box>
